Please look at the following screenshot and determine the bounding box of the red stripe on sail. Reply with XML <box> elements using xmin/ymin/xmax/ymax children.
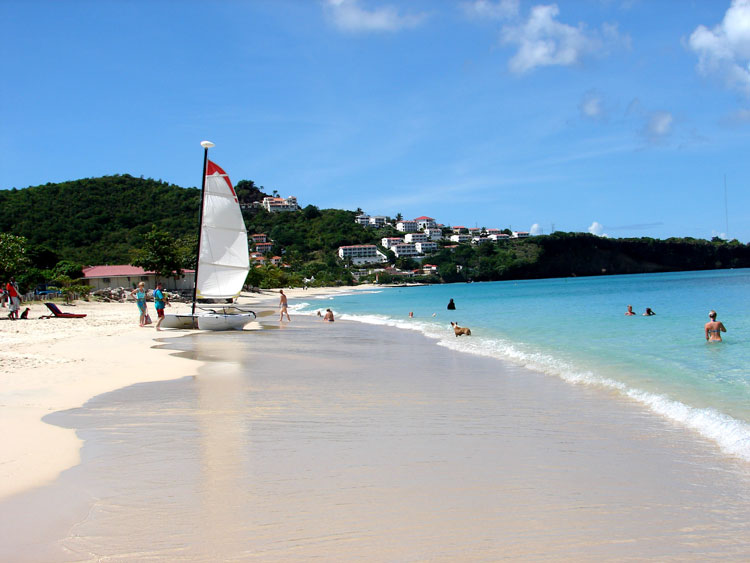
<box><xmin>206</xmin><ymin>160</ymin><xmax>238</xmax><ymax>200</ymax></box>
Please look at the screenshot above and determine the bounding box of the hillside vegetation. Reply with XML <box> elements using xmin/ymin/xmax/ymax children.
<box><xmin>1</xmin><ymin>175</ymin><xmax>748</xmax><ymax>289</ymax></box>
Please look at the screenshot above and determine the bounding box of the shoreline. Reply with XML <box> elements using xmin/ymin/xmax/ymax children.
<box><xmin>0</xmin><ymin>285</ymin><xmax>373</xmax><ymax>501</ymax></box>
<box><xmin>2</xmin><ymin>308</ymin><xmax>750</xmax><ymax>559</ymax></box>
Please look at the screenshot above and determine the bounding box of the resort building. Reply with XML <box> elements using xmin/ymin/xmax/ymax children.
<box><xmin>369</xmin><ymin>216</ymin><xmax>387</xmax><ymax>228</ymax></box>
<box><xmin>392</xmin><ymin>243</ymin><xmax>419</xmax><ymax>258</ymax></box>
<box><xmin>413</xmin><ymin>216</ymin><xmax>437</xmax><ymax>230</ymax></box>
<box><xmin>250</xmin><ymin>233</ymin><xmax>267</xmax><ymax>244</ymax></box>
<box><xmin>472</xmin><ymin>237</ymin><xmax>492</xmax><ymax>245</ymax></box>
<box><xmin>415</xmin><ymin>241</ymin><xmax>438</xmax><ymax>254</ymax></box>
<box><xmin>381</xmin><ymin>237</ymin><xmax>403</xmax><ymax>249</ymax></box>
<box><xmin>82</xmin><ymin>265</ymin><xmax>194</xmax><ymax>291</ymax></box>
<box><xmin>452</xmin><ymin>225</ymin><xmax>467</xmax><ymax>233</ymax></box>
<box><xmin>512</xmin><ymin>231</ymin><xmax>530</xmax><ymax>238</ymax></box>
<box><xmin>488</xmin><ymin>233</ymin><xmax>511</xmax><ymax>242</ymax></box>
<box><xmin>254</xmin><ymin>241</ymin><xmax>274</xmax><ymax>254</ymax></box>
<box><xmin>355</xmin><ymin>213</ymin><xmax>371</xmax><ymax>227</ymax></box>
<box><xmin>449</xmin><ymin>234</ymin><xmax>472</xmax><ymax>244</ymax></box>
<box><xmin>424</xmin><ymin>228</ymin><xmax>443</xmax><ymax>241</ymax></box>
<box><xmin>396</xmin><ymin>220</ymin><xmax>418</xmax><ymax>233</ymax></box>
<box><xmin>468</xmin><ymin>227</ymin><xmax>481</xmax><ymax>236</ymax></box>
<box><xmin>404</xmin><ymin>232</ymin><xmax>429</xmax><ymax>244</ymax></box>
<box><xmin>262</xmin><ymin>195</ymin><xmax>299</xmax><ymax>213</ymax></box>
<box><xmin>422</xmin><ymin>264</ymin><xmax>439</xmax><ymax>275</ymax></box>
<box><xmin>485</xmin><ymin>228</ymin><xmax>504</xmax><ymax>236</ymax></box>
<box><xmin>338</xmin><ymin>245</ymin><xmax>388</xmax><ymax>265</ymax></box>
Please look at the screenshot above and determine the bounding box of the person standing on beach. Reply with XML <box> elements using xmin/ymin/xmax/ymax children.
<box><xmin>279</xmin><ymin>289</ymin><xmax>291</xmax><ymax>322</ymax></box>
<box><xmin>131</xmin><ymin>282</ymin><xmax>149</xmax><ymax>327</ymax></box>
<box><xmin>705</xmin><ymin>310</ymin><xmax>727</xmax><ymax>342</ymax></box>
<box><xmin>153</xmin><ymin>281</ymin><xmax>169</xmax><ymax>331</ymax></box>
<box><xmin>447</xmin><ymin>298</ymin><xmax>456</xmax><ymax>310</ymax></box>
<box><xmin>6</xmin><ymin>277</ymin><xmax>20</xmax><ymax>320</ymax></box>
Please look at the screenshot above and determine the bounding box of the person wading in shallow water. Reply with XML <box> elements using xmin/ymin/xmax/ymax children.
<box><xmin>279</xmin><ymin>289</ymin><xmax>291</xmax><ymax>322</ymax></box>
<box><xmin>705</xmin><ymin>310</ymin><xmax>727</xmax><ymax>342</ymax></box>
<box><xmin>447</xmin><ymin>298</ymin><xmax>456</xmax><ymax>310</ymax></box>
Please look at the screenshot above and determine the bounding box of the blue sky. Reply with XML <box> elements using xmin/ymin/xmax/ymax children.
<box><xmin>3</xmin><ymin>1</ymin><xmax>750</xmax><ymax>241</ymax></box>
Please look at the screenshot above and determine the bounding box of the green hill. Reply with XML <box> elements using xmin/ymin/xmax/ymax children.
<box><xmin>1</xmin><ymin>175</ymin><xmax>749</xmax><ymax>289</ymax></box>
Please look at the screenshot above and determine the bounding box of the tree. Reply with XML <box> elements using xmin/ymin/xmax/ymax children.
<box><xmin>53</xmin><ymin>260</ymin><xmax>84</xmax><ymax>279</ymax></box>
<box><xmin>395</xmin><ymin>212</ymin><xmax>403</xmax><ymax>221</ymax></box>
<box><xmin>0</xmin><ymin>233</ymin><xmax>30</xmax><ymax>280</ymax></box>
<box><xmin>131</xmin><ymin>226</ymin><xmax>188</xmax><ymax>281</ymax></box>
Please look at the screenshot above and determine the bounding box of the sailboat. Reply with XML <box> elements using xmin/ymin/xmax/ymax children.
<box><xmin>161</xmin><ymin>141</ymin><xmax>255</xmax><ymax>331</ymax></box>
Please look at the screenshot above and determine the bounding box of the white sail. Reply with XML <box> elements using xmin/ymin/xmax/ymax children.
<box><xmin>196</xmin><ymin>160</ymin><xmax>249</xmax><ymax>299</ymax></box>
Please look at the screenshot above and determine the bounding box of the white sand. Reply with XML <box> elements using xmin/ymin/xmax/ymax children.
<box><xmin>0</xmin><ymin>286</ymin><xmax>369</xmax><ymax>501</ymax></box>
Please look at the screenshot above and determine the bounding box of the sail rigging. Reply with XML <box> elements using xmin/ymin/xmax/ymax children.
<box><xmin>196</xmin><ymin>160</ymin><xmax>250</xmax><ymax>300</ymax></box>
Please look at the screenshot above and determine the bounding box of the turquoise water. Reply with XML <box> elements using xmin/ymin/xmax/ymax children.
<box><xmin>295</xmin><ymin>270</ymin><xmax>750</xmax><ymax>462</ymax></box>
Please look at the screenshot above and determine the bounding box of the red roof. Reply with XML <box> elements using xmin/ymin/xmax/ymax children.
<box><xmin>82</xmin><ymin>265</ymin><xmax>194</xmax><ymax>278</ymax></box>
<box><xmin>413</xmin><ymin>216</ymin><xmax>434</xmax><ymax>221</ymax></box>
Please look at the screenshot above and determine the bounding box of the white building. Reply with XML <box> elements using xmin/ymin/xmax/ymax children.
<box><xmin>512</xmin><ymin>231</ymin><xmax>530</xmax><ymax>238</ymax></box>
<box><xmin>488</xmin><ymin>233</ymin><xmax>510</xmax><ymax>242</ymax></box>
<box><xmin>369</xmin><ymin>216</ymin><xmax>387</xmax><ymax>228</ymax></box>
<box><xmin>424</xmin><ymin>228</ymin><xmax>443</xmax><ymax>241</ymax></box>
<box><xmin>381</xmin><ymin>237</ymin><xmax>403</xmax><ymax>249</ymax></box>
<box><xmin>262</xmin><ymin>196</ymin><xmax>299</xmax><ymax>212</ymax></box>
<box><xmin>392</xmin><ymin>243</ymin><xmax>419</xmax><ymax>258</ymax></box>
<box><xmin>338</xmin><ymin>245</ymin><xmax>388</xmax><ymax>265</ymax></box>
<box><xmin>413</xmin><ymin>216</ymin><xmax>437</xmax><ymax>230</ymax></box>
<box><xmin>404</xmin><ymin>232</ymin><xmax>429</xmax><ymax>243</ymax></box>
<box><xmin>415</xmin><ymin>241</ymin><xmax>438</xmax><ymax>254</ymax></box>
<box><xmin>486</xmin><ymin>228</ymin><xmax>504</xmax><ymax>236</ymax></box>
<box><xmin>449</xmin><ymin>234</ymin><xmax>472</xmax><ymax>244</ymax></box>
<box><xmin>355</xmin><ymin>213</ymin><xmax>370</xmax><ymax>226</ymax></box>
<box><xmin>472</xmin><ymin>237</ymin><xmax>492</xmax><ymax>245</ymax></box>
<box><xmin>396</xmin><ymin>220</ymin><xmax>418</xmax><ymax>233</ymax></box>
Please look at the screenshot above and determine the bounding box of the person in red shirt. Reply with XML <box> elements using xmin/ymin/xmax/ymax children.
<box><xmin>6</xmin><ymin>277</ymin><xmax>20</xmax><ymax>320</ymax></box>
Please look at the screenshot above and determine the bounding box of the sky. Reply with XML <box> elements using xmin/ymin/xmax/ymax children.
<box><xmin>3</xmin><ymin>0</ymin><xmax>750</xmax><ymax>242</ymax></box>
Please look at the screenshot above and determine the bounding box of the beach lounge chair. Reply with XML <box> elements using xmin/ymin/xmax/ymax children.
<box><xmin>40</xmin><ymin>302</ymin><xmax>87</xmax><ymax>319</ymax></box>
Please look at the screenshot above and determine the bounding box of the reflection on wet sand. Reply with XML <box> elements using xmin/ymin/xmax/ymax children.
<box><xmin>2</xmin><ymin>316</ymin><xmax>750</xmax><ymax>560</ymax></box>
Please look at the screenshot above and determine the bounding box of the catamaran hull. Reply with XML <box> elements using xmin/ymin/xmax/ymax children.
<box><xmin>197</xmin><ymin>313</ymin><xmax>254</xmax><ymax>331</ymax></box>
<box><xmin>161</xmin><ymin>313</ymin><xmax>253</xmax><ymax>331</ymax></box>
<box><xmin>161</xmin><ymin>314</ymin><xmax>196</xmax><ymax>329</ymax></box>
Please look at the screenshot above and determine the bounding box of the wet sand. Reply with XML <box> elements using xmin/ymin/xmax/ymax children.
<box><xmin>2</xmin><ymin>313</ymin><xmax>750</xmax><ymax>561</ymax></box>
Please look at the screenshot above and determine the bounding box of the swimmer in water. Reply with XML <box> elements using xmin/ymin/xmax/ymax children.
<box><xmin>705</xmin><ymin>310</ymin><xmax>726</xmax><ymax>342</ymax></box>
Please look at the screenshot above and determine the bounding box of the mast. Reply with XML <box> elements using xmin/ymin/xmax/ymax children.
<box><xmin>192</xmin><ymin>140</ymin><xmax>214</xmax><ymax>317</ymax></box>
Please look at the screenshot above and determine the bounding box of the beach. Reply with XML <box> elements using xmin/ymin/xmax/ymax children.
<box><xmin>2</xmin><ymin>288</ymin><xmax>750</xmax><ymax>560</ymax></box>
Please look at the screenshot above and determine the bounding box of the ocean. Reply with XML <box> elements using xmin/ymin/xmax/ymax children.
<box><xmin>295</xmin><ymin>269</ymin><xmax>750</xmax><ymax>463</ymax></box>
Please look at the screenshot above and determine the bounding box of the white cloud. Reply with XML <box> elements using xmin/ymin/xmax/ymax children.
<box><xmin>462</xmin><ymin>0</ymin><xmax>519</xmax><ymax>20</ymax></box>
<box><xmin>500</xmin><ymin>4</ymin><xmax>627</xmax><ymax>73</ymax></box>
<box><xmin>579</xmin><ymin>90</ymin><xmax>605</xmax><ymax>119</ymax></box>
<box><xmin>627</xmin><ymin>98</ymin><xmax>674</xmax><ymax>144</ymax></box>
<box><xmin>530</xmin><ymin>223</ymin><xmax>543</xmax><ymax>235</ymax></box>
<box><xmin>588</xmin><ymin>221</ymin><xmax>608</xmax><ymax>237</ymax></box>
<box><xmin>646</xmin><ymin>111</ymin><xmax>673</xmax><ymax>139</ymax></box>
<box><xmin>712</xmin><ymin>230</ymin><xmax>729</xmax><ymax>240</ymax></box>
<box><xmin>688</xmin><ymin>0</ymin><xmax>750</xmax><ymax>95</ymax></box>
<box><xmin>325</xmin><ymin>0</ymin><xmax>427</xmax><ymax>33</ymax></box>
